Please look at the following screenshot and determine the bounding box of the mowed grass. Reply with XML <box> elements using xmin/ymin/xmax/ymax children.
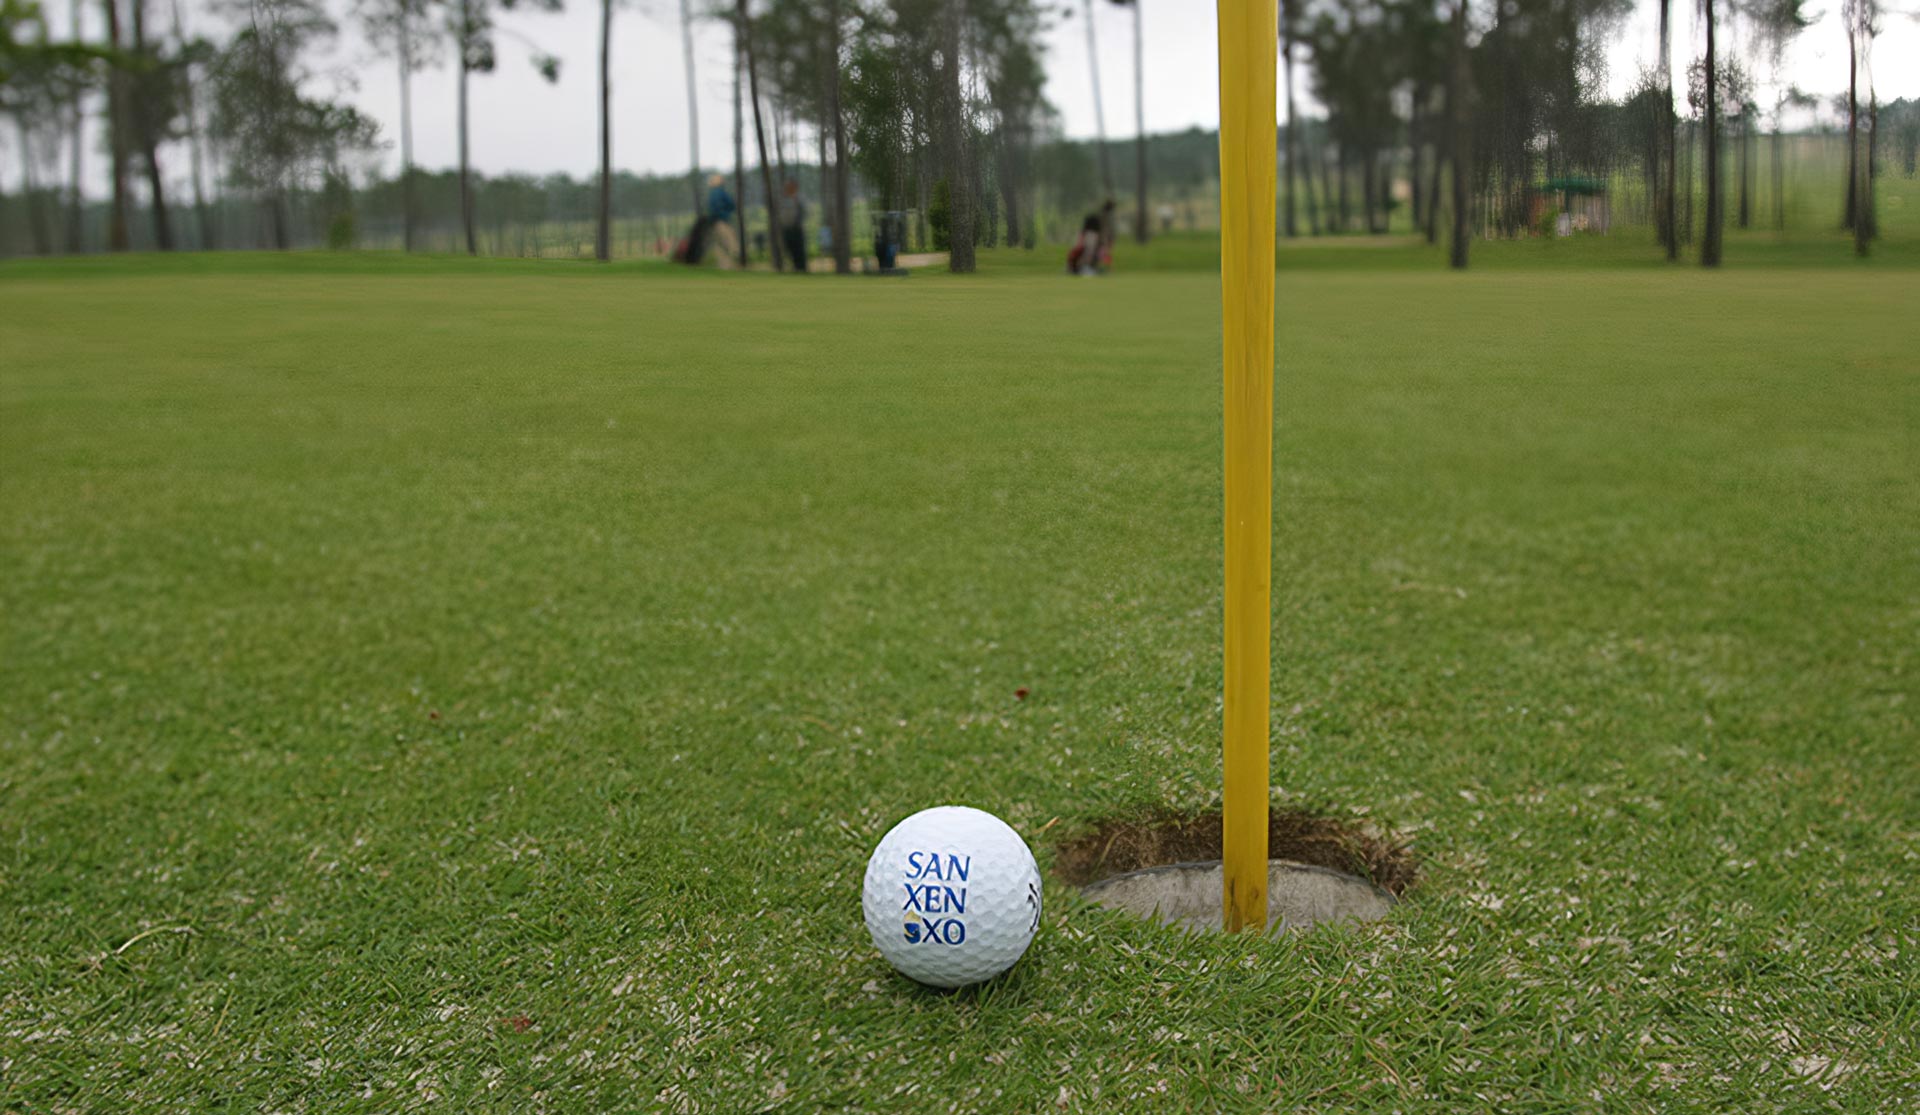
<box><xmin>1</xmin><ymin>244</ymin><xmax>1915</xmax><ymax>1112</ymax></box>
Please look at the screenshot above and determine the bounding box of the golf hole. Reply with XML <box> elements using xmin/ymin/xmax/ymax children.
<box><xmin>1054</xmin><ymin>809</ymin><xmax>1416</xmax><ymax>935</ymax></box>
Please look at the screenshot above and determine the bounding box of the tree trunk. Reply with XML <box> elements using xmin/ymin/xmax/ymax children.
<box><xmin>1281</xmin><ymin>11</ymin><xmax>1297</xmax><ymax>238</ymax></box>
<box><xmin>16</xmin><ymin>119</ymin><xmax>53</xmax><ymax>254</ymax></box>
<box><xmin>733</xmin><ymin>28</ymin><xmax>747</xmax><ymax>265</ymax></box>
<box><xmin>1681</xmin><ymin>119</ymin><xmax>1693</xmax><ymax>243</ymax></box>
<box><xmin>1383</xmin><ymin>150</ymin><xmax>1395</xmax><ymax>233</ymax></box>
<box><xmin>941</xmin><ymin>0</ymin><xmax>975</xmax><ymax>271</ymax></box>
<box><xmin>736</xmin><ymin>0</ymin><xmax>783</xmax><ymax>271</ymax></box>
<box><xmin>103</xmin><ymin>0</ymin><xmax>132</xmax><ymax>251</ymax></box>
<box><xmin>1083</xmin><ymin>0</ymin><xmax>1112</xmax><ymax>195</ymax></box>
<box><xmin>459</xmin><ymin>0</ymin><xmax>477</xmax><ymax>256</ymax></box>
<box><xmin>1300</xmin><ymin>122</ymin><xmax>1321</xmax><ymax>235</ymax></box>
<box><xmin>1853</xmin><ymin>84</ymin><xmax>1872</xmax><ymax>255</ymax></box>
<box><xmin>915</xmin><ymin>156</ymin><xmax>929</xmax><ymax>250</ymax></box>
<box><xmin>1771</xmin><ymin>121</ymin><xmax>1784</xmax><ymax>231</ymax></box>
<box><xmin>1449</xmin><ymin>0</ymin><xmax>1470</xmax><ymax>270</ymax></box>
<box><xmin>828</xmin><ymin>0</ymin><xmax>852</xmax><ymax>273</ymax></box>
<box><xmin>940</xmin><ymin>0</ymin><xmax>975</xmax><ymax>270</ymax></box>
<box><xmin>997</xmin><ymin>124</ymin><xmax>1021</xmax><ymax>247</ymax></box>
<box><xmin>680</xmin><ymin>0</ymin><xmax>702</xmax><ymax>215</ymax></box>
<box><xmin>596</xmin><ymin>0</ymin><xmax>612</xmax><ymax>262</ymax></box>
<box><xmin>1737</xmin><ymin>112</ymin><xmax>1750</xmax><ymax>229</ymax></box>
<box><xmin>1492</xmin><ymin>2</ymin><xmax>1513</xmax><ymax>235</ymax></box>
<box><xmin>1131</xmin><ymin>0</ymin><xmax>1146</xmax><ymax>244</ymax></box>
<box><xmin>1361</xmin><ymin>153</ymin><xmax>1377</xmax><ymax>233</ymax></box>
<box><xmin>771</xmin><ymin>100</ymin><xmax>790</xmax><ymax>191</ymax></box>
<box><xmin>1659</xmin><ymin>0</ymin><xmax>1675</xmax><ymax>257</ymax></box>
<box><xmin>971</xmin><ymin>116</ymin><xmax>995</xmax><ymax>248</ymax></box>
<box><xmin>1864</xmin><ymin>93</ymin><xmax>1877</xmax><ymax>243</ymax></box>
<box><xmin>1409</xmin><ymin>98</ymin><xmax>1424</xmax><ymax>233</ymax></box>
<box><xmin>1317</xmin><ymin>136</ymin><xmax>1334</xmax><ymax>233</ymax></box>
<box><xmin>129</xmin><ymin>0</ymin><xmax>173</xmax><ymax>249</ymax></box>
<box><xmin>399</xmin><ymin>9</ymin><xmax>416</xmax><ymax>251</ymax></box>
<box><xmin>1702</xmin><ymin>0</ymin><xmax>1720</xmax><ymax>267</ymax></box>
<box><xmin>171</xmin><ymin>0</ymin><xmax>214</xmax><ymax>249</ymax></box>
<box><xmin>1336</xmin><ymin>146</ymin><xmax>1349</xmax><ymax>231</ymax></box>
<box><xmin>1425</xmin><ymin>140</ymin><xmax>1442</xmax><ymax>244</ymax></box>
<box><xmin>66</xmin><ymin>0</ymin><xmax>86</xmax><ymax>251</ymax></box>
<box><xmin>1844</xmin><ymin>24</ymin><xmax>1856</xmax><ymax>231</ymax></box>
<box><xmin>816</xmin><ymin>116</ymin><xmax>828</xmax><ymax>220</ymax></box>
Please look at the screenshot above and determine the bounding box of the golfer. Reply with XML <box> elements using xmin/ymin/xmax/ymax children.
<box><xmin>778</xmin><ymin>180</ymin><xmax>808</xmax><ymax>273</ymax></box>
<box><xmin>705</xmin><ymin>174</ymin><xmax>742</xmax><ymax>265</ymax></box>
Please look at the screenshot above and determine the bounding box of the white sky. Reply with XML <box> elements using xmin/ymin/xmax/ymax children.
<box><xmin>39</xmin><ymin>0</ymin><xmax>1920</xmax><ymax>188</ymax></box>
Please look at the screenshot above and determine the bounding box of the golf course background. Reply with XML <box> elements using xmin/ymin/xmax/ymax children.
<box><xmin>2</xmin><ymin>224</ymin><xmax>1915</xmax><ymax>1109</ymax></box>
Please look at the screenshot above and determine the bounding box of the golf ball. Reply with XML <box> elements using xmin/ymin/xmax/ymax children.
<box><xmin>862</xmin><ymin>805</ymin><xmax>1042</xmax><ymax>988</ymax></box>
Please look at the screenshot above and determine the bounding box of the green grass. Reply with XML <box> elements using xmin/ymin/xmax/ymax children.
<box><xmin>1</xmin><ymin>244</ymin><xmax>1915</xmax><ymax>1111</ymax></box>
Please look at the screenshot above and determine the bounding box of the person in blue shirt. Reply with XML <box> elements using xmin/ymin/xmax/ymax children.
<box><xmin>704</xmin><ymin>174</ymin><xmax>741</xmax><ymax>265</ymax></box>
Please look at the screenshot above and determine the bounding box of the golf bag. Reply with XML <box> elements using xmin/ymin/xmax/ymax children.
<box><xmin>676</xmin><ymin>216</ymin><xmax>714</xmax><ymax>265</ymax></box>
<box><xmin>1066</xmin><ymin>228</ymin><xmax>1104</xmax><ymax>274</ymax></box>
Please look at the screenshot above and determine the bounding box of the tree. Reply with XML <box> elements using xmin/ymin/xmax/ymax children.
<box><xmin>208</xmin><ymin>0</ymin><xmax>378</xmax><ymax>248</ymax></box>
<box><xmin>63</xmin><ymin>0</ymin><xmax>82</xmax><ymax>249</ymax></box>
<box><xmin>1863</xmin><ymin>90</ymin><xmax>1876</xmax><ymax>245</ymax></box>
<box><xmin>449</xmin><ymin>0</ymin><xmax>561</xmax><ymax>255</ymax></box>
<box><xmin>1107</xmin><ymin>0</ymin><xmax>1145</xmax><ymax>243</ymax></box>
<box><xmin>1701</xmin><ymin>0</ymin><xmax>1721</xmax><ymax>267</ymax></box>
<box><xmin>595</xmin><ymin>0</ymin><xmax>611</xmax><ymax>260</ymax></box>
<box><xmin>940</xmin><ymin>0</ymin><xmax>972</xmax><ymax>270</ymax></box>
<box><xmin>1461</xmin><ymin>0</ymin><xmax>1631</xmax><ymax>240</ymax></box>
<box><xmin>3</xmin><ymin>1</ymin><xmax>121</xmax><ymax>254</ymax></box>
<box><xmin>731</xmin><ymin>22</ymin><xmax>745</xmax><ymax>263</ymax></box>
<box><xmin>844</xmin><ymin>0</ymin><xmax>939</xmax><ymax>240</ymax></box>
<box><xmin>1733</xmin><ymin>0</ymin><xmax>1809</xmax><ymax>231</ymax></box>
<box><xmin>1735</xmin><ymin>0</ymin><xmax>1809</xmax><ymax>232</ymax></box>
<box><xmin>1</xmin><ymin>0</ymin><xmax>74</xmax><ymax>254</ymax></box>
<box><xmin>1888</xmin><ymin>97</ymin><xmax>1917</xmax><ymax>177</ymax></box>
<box><xmin>826</xmin><ymin>0</ymin><xmax>850</xmax><ymax>272</ymax></box>
<box><xmin>1687</xmin><ymin>53</ymin><xmax>1751</xmax><ymax>234</ymax></box>
<box><xmin>753</xmin><ymin>0</ymin><xmax>859</xmax><ymax>270</ymax></box>
<box><xmin>971</xmin><ymin>0</ymin><xmax>1047</xmax><ymax>251</ymax></box>
<box><xmin>1078</xmin><ymin>0</ymin><xmax>1110</xmax><ymax>194</ymax></box>
<box><xmin>678</xmin><ymin>0</ymin><xmax>699</xmax><ymax>214</ymax></box>
<box><xmin>127</xmin><ymin>0</ymin><xmax>172</xmax><ymax>247</ymax></box>
<box><xmin>1398</xmin><ymin>0</ymin><xmax>1446</xmax><ymax>244</ymax></box>
<box><xmin>1279</xmin><ymin>0</ymin><xmax>1298</xmax><ymax>237</ymax></box>
<box><xmin>840</xmin><ymin>0</ymin><xmax>1052</xmax><ymax>264</ymax></box>
<box><xmin>1840</xmin><ymin>0</ymin><xmax>1877</xmax><ymax>252</ymax></box>
<box><xmin>102</xmin><ymin>0</ymin><xmax>130</xmax><ymax>248</ymax></box>
<box><xmin>754</xmin><ymin>0</ymin><xmax>832</xmax><ymax>261</ymax></box>
<box><xmin>1303</xmin><ymin>0</ymin><xmax>1399</xmax><ymax>234</ymax></box>
<box><xmin>735</xmin><ymin>0</ymin><xmax>781</xmax><ymax>269</ymax></box>
<box><xmin>1448</xmin><ymin>0</ymin><xmax>1469</xmax><ymax>268</ymax></box>
<box><xmin>358</xmin><ymin>0</ymin><xmax>435</xmax><ymax>251</ymax></box>
<box><xmin>1729</xmin><ymin>68</ymin><xmax>1753</xmax><ymax>230</ymax></box>
<box><xmin>1659</xmin><ymin>0</ymin><xmax>1676</xmax><ymax>257</ymax></box>
<box><xmin>170</xmin><ymin>0</ymin><xmax>218</xmax><ymax>248</ymax></box>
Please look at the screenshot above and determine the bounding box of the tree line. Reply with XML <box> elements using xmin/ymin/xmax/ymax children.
<box><xmin>1</xmin><ymin>0</ymin><xmax>1909</xmax><ymax>267</ymax></box>
<box><xmin>1281</xmin><ymin>0</ymin><xmax>1899</xmax><ymax>265</ymax></box>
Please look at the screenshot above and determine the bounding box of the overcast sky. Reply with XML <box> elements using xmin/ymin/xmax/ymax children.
<box><xmin>69</xmin><ymin>0</ymin><xmax>1920</xmax><ymax>186</ymax></box>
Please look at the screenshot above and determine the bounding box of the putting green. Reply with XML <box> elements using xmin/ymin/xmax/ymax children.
<box><xmin>1</xmin><ymin>244</ymin><xmax>1914</xmax><ymax>1110</ymax></box>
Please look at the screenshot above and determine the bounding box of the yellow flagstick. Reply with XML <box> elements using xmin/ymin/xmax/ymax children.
<box><xmin>1217</xmin><ymin>0</ymin><xmax>1277</xmax><ymax>934</ymax></box>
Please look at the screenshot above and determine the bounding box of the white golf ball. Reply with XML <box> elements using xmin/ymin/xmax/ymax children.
<box><xmin>862</xmin><ymin>805</ymin><xmax>1042</xmax><ymax>988</ymax></box>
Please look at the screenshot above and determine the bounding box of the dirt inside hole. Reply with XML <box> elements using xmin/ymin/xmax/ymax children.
<box><xmin>1053</xmin><ymin>808</ymin><xmax>1418</xmax><ymax>897</ymax></box>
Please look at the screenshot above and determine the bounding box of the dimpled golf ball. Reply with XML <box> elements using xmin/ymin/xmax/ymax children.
<box><xmin>862</xmin><ymin>806</ymin><xmax>1042</xmax><ymax>988</ymax></box>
